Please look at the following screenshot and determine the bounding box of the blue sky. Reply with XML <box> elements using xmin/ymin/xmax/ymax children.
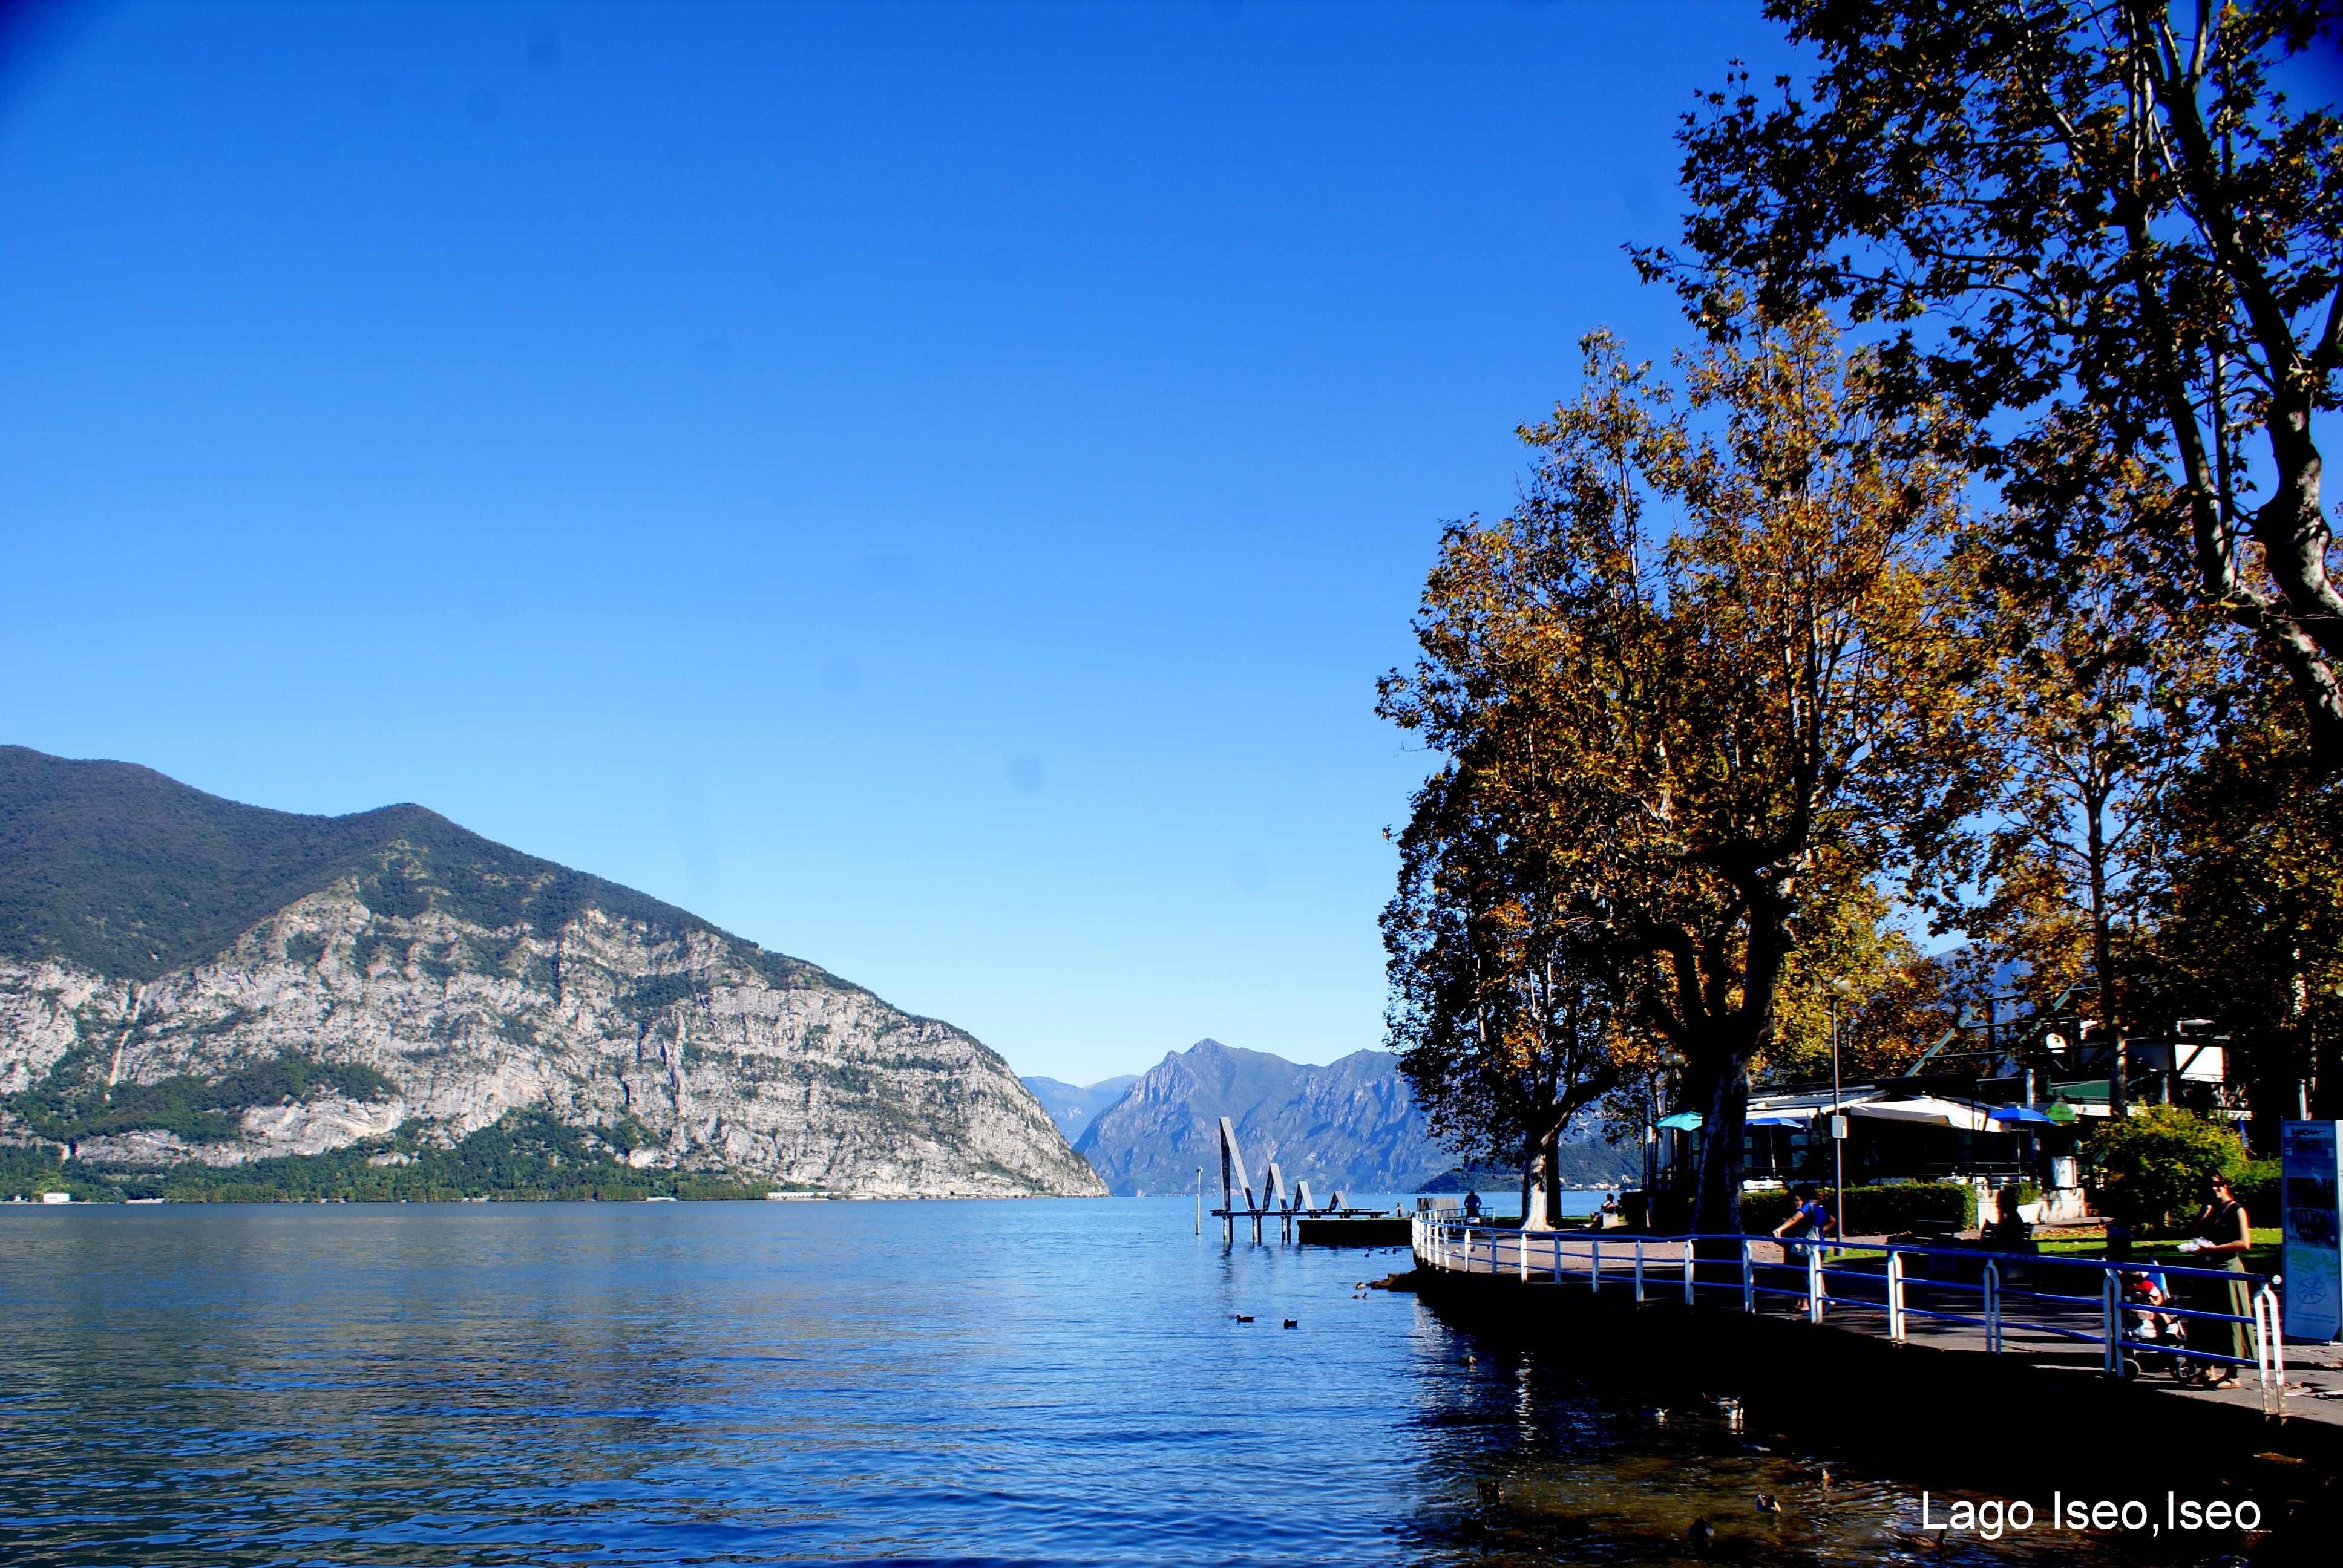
<box><xmin>0</xmin><ymin>1</ymin><xmax>1794</xmax><ymax>1085</ymax></box>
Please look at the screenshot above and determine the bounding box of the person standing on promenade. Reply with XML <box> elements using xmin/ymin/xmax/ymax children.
<box><xmin>2175</xmin><ymin>1171</ymin><xmax>2252</xmax><ymax>1387</ymax></box>
<box><xmin>1772</xmin><ymin>1183</ymin><xmax>1833</xmax><ymax>1313</ymax></box>
<box><xmin>1463</xmin><ymin>1189</ymin><xmax>1481</xmax><ymax>1221</ymax></box>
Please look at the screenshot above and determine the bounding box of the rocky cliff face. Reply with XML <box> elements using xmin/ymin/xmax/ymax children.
<box><xmin>0</xmin><ymin>750</ymin><xmax>1103</xmax><ymax>1198</ymax></box>
<box><xmin>1073</xmin><ymin>1039</ymin><xmax>1444</xmax><ymax>1197</ymax></box>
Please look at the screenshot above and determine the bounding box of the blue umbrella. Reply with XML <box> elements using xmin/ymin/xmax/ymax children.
<box><xmin>1747</xmin><ymin>1115</ymin><xmax>1809</xmax><ymax>1128</ymax></box>
<box><xmin>1987</xmin><ymin>1106</ymin><xmax>2054</xmax><ymax>1124</ymax></box>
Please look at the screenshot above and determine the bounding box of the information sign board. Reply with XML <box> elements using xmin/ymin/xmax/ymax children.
<box><xmin>2280</xmin><ymin>1120</ymin><xmax>2341</xmax><ymax>1343</ymax></box>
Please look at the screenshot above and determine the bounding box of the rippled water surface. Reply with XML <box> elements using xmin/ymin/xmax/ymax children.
<box><xmin>1</xmin><ymin>1200</ymin><xmax>2143</xmax><ymax>1566</ymax></box>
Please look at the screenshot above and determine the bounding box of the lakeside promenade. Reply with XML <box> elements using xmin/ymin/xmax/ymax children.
<box><xmin>1409</xmin><ymin>1217</ymin><xmax>2343</xmax><ymax>1431</ymax></box>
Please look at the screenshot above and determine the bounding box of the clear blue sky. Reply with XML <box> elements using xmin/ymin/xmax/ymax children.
<box><xmin>0</xmin><ymin>1</ymin><xmax>1794</xmax><ymax>1085</ymax></box>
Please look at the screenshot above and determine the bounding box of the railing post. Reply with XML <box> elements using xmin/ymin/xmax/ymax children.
<box><xmin>1807</xmin><ymin>1244</ymin><xmax>1824</xmax><ymax>1324</ymax></box>
<box><xmin>2258</xmin><ymin>1275</ymin><xmax>2277</xmax><ymax>1387</ymax></box>
<box><xmin>2102</xmin><ymin>1268</ymin><xmax>2120</xmax><ymax>1378</ymax></box>
<box><xmin>1740</xmin><ymin>1237</ymin><xmax>1754</xmax><ymax>1313</ymax></box>
<box><xmin>2256</xmin><ymin>1280</ymin><xmax>2286</xmax><ymax>1417</ymax></box>
<box><xmin>1887</xmin><ymin>1250</ymin><xmax>1905</xmax><ymax>1341</ymax></box>
<box><xmin>1553</xmin><ymin>1232</ymin><xmax>1562</xmax><ymax>1285</ymax></box>
<box><xmin>1984</xmin><ymin>1259</ymin><xmax>2001</xmax><ymax>1353</ymax></box>
<box><xmin>1519</xmin><ymin>1227</ymin><xmax>1529</xmax><ymax>1282</ymax></box>
<box><xmin>1634</xmin><ymin>1238</ymin><xmax>1646</xmax><ymax>1304</ymax></box>
<box><xmin>1682</xmin><ymin>1240</ymin><xmax>1694</xmax><ymax>1306</ymax></box>
<box><xmin>1590</xmin><ymin>1235</ymin><xmax>1601</xmax><ymax>1295</ymax></box>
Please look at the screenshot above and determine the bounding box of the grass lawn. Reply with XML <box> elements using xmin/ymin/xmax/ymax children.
<box><xmin>2040</xmin><ymin>1227</ymin><xmax>2283</xmax><ymax>1276</ymax></box>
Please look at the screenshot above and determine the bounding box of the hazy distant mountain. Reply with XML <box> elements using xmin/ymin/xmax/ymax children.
<box><xmin>0</xmin><ymin>746</ymin><xmax>1103</xmax><ymax>1200</ymax></box>
<box><xmin>1019</xmin><ymin>1074</ymin><xmax>1139</xmax><ymax>1142</ymax></box>
<box><xmin>1420</xmin><ymin>1139</ymin><xmax>1639</xmax><ymax>1195</ymax></box>
<box><xmin>1072</xmin><ymin>1038</ymin><xmax>1447</xmax><ymax>1197</ymax></box>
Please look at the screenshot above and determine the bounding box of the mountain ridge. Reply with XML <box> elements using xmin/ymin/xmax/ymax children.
<box><xmin>1072</xmin><ymin>1038</ymin><xmax>1446</xmax><ymax>1197</ymax></box>
<box><xmin>0</xmin><ymin>747</ymin><xmax>1101</xmax><ymax>1198</ymax></box>
<box><xmin>0</xmin><ymin>746</ymin><xmax>840</xmax><ymax>991</ymax></box>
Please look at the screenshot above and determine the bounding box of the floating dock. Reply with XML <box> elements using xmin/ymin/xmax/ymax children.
<box><xmin>1296</xmin><ymin>1216</ymin><xmax>1411</xmax><ymax>1246</ymax></box>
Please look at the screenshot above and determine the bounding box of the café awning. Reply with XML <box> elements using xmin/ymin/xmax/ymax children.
<box><xmin>1846</xmin><ymin>1096</ymin><xmax>1996</xmax><ymax>1131</ymax></box>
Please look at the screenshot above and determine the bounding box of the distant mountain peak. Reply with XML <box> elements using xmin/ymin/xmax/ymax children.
<box><xmin>1073</xmin><ymin>1039</ymin><xmax>1444</xmax><ymax>1196</ymax></box>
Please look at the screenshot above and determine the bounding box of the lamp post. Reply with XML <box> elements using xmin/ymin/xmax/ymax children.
<box><xmin>1829</xmin><ymin>980</ymin><xmax>1854</xmax><ymax>1229</ymax></box>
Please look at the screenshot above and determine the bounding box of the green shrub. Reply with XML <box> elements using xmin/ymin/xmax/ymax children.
<box><xmin>2234</xmin><ymin>1157</ymin><xmax>2282</xmax><ymax>1220</ymax></box>
<box><xmin>1739</xmin><ymin>1183</ymin><xmax>1978</xmax><ymax>1235</ymax></box>
<box><xmin>2085</xmin><ymin>1105</ymin><xmax>2247</xmax><ymax>1226</ymax></box>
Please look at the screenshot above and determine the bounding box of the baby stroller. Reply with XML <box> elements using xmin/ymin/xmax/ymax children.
<box><xmin>2119</xmin><ymin>1269</ymin><xmax>2186</xmax><ymax>1380</ymax></box>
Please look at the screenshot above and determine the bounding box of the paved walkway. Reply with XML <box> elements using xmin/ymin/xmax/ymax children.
<box><xmin>1414</xmin><ymin>1224</ymin><xmax>2343</xmax><ymax>1428</ymax></box>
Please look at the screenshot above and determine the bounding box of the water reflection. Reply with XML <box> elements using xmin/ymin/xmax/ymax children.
<box><xmin>1397</xmin><ymin>1331</ymin><xmax>2140</xmax><ymax>1567</ymax></box>
<box><xmin>0</xmin><ymin>1203</ymin><xmax>2139</xmax><ymax>1566</ymax></box>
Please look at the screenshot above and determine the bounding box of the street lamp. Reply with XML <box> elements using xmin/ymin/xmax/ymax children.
<box><xmin>1828</xmin><ymin>979</ymin><xmax>1855</xmax><ymax>1224</ymax></box>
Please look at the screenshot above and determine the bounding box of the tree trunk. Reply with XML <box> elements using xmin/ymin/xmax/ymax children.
<box><xmin>1684</xmin><ymin>1051</ymin><xmax>1752</xmax><ymax>1241</ymax></box>
<box><xmin>2087</xmin><ymin>788</ymin><xmax>2126</xmax><ymax>1119</ymax></box>
<box><xmin>2246</xmin><ymin>1040</ymin><xmax>2302</xmax><ymax>1157</ymax></box>
<box><xmin>1519</xmin><ymin>1114</ymin><xmax>1566</xmax><ymax>1230</ymax></box>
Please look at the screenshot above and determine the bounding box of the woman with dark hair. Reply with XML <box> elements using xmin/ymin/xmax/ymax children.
<box><xmin>2175</xmin><ymin>1171</ymin><xmax>2252</xmax><ymax>1387</ymax></box>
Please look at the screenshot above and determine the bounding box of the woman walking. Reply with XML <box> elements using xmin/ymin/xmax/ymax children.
<box><xmin>2176</xmin><ymin>1171</ymin><xmax>2253</xmax><ymax>1387</ymax></box>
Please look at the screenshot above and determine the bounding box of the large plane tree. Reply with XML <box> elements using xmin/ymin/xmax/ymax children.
<box><xmin>1645</xmin><ymin>1</ymin><xmax>2343</xmax><ymax>776</ymax></box>
<box><xmin>1383</xmin><ymin>316</ymin><xmax>1981</xmax><ymax>1237</ymax></box>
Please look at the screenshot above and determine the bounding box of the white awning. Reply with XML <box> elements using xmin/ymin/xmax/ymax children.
<box><xmin>1846</xmin><ymin>1097</ymin><xmax>1996</xmax><ymax>1131</ymax></box>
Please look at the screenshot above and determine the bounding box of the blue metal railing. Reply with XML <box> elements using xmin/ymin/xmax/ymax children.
<box><xmin>1409</xmin><ymin>1215</ymin><xmax>2289</xmax><ymax>1415</ymax></box>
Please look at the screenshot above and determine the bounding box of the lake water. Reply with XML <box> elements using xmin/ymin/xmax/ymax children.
<box><xmin>1</xmin><ymin>1198</ymin><xmax>2134</xmax><ymax>1566</ymax></box>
